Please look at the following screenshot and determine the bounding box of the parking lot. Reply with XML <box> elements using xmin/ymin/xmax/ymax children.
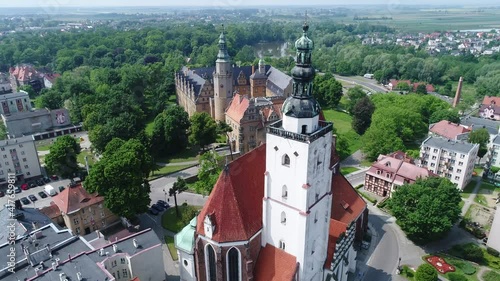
<box><xmin>0</xmin><ymin>178</ymin><xmax>73</xmax><ymax>210</ymax></box>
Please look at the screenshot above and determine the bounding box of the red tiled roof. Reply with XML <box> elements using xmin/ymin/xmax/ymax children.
<box><xmin>131</xmin><ymin>277</ymin><xmax>140</xmax><ymax>281</ymax></box>
<box><xmin>44</xmin><ymin>73</ymin><xmax>60</xmax><ymax>83</ymax></box>
<box><xmin>226</xmin><ymin>94</ymin><xmax>250</xmax><ymax>122</ymax></box>
<box><xmin>324</xmin><ymin>219</ymin><xmax>348</xmax><ymax>269</ymax></box>
<box><xmin>482</xmin><ymin>96</ymin><xmax>500</xmax><ymax>106</ymax></box>
<box><xmin>429</xmin><ymin>120</ymin><xmax>471</xmax><ymax>140</ymax></box>
<box><xmin>39</xmin><ymin>202</ymin><xmax>62</xmax><ymax>219</ymax></box>
<box><xmin>412</xmin><ymin>83</ymin><xmax>435</xmax><ymax>92</ymax></box>
<box><xmin>331</xmin><ymin>173</ymin><xmax>366</xmax><ymax>225</ymax></box>
<box><xmin>196</xmin><ymin>144</ymin><xmax>266</xmax><ymax>242</ymax></box>
<box><xmin>10</xmin><ymin>65</ymin><xmax>41</xmax><ymax>81</ymax></box>
<box><xmin>254</xmin><ymin>244</ymin><xmax>297</xmax><ymax>281</ymax></box>
<box><xmin>53</xmin><ymin>184</ymin><xmax>104</xmax><ymax>214</ymax></box>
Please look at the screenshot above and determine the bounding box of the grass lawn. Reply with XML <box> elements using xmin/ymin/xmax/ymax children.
<box><xmin>341</xmin><ymin>166</ymin><xmax>359</xmax><ymax>175</ymax></box>
<box><xmin>145</xmin><ymin>119</ymin><xmax>155</xmax><ymax>135</ymax></box>
<box><xmin>482</xmin><ymin>270</ymin><xmax>500</xmax><ymax>281</ymax></box>
<box><xmin>77</xmin><ymin>150</ymin><xmax>96</xmax><ymax>166</ymax></box>
<box><xmin>164</xmin><ymin>235</ymin><xmax>178</xmax><ymax>261</ymax></box>
<box><xmin>149</xmin><ymin>164</ymin><xmax>196</xmax><ymax>180</ymax></box>
<box><xmin>322</xmin><ymin>109</ymin><xmax>363</xmax><ymax>158</ymax></box>
<box><xmin>461</xmin><ymin>181</ymin><xmax>477</xmax><ymax>199</ymax></box>
<box><xmin>161</xmin><ymin>204</ymin><xmax>200</xmax><ymax>233</ymax></box>
<box><xmin>448</xmin><ymin>243</ymin><xmax>500</xmax><ymax>271</ymax></box>
<box><xmin>440</xmin><ymin>255</ymin><xmax>480</xmax><ymax>281</ymax></box>
<box><xmin>36</xmin><ymin>143</ymin><xmax>53</xmax><ymax>151</ymax></box>
<box><xmin>474</xmin><ymin>193</ymin><xmax>489</xmax><ymax>207</ymax></box>
<box><xmin>474</xmin><ymin>167</ymin><xmax>484</xmax><ymax>176</ymax></box>
<box><xmin>155</xmin><ymin>147</ymin><xmax>200</xmax><ymax>164</ymax></box>
<box><xmin>459</xmin><ymin>200</ymin><xmax>465</xmax><ymax>209</ymax></box>
<box><xmin>480</xmin><ymin>182</ymin><xmax>500</xmax><ymax>193</ymax></box>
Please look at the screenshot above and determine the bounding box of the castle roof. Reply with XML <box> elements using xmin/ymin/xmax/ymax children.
<box><xmin>196</xmin><ymin>144</ymin><xmax>266</xmax><ymax>242</ymax></box>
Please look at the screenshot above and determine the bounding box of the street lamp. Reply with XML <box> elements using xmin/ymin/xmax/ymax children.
<box><xmin>397</xmin><ymin>257</ymin><xmax>402</xmax><ymax>274</ymax></box>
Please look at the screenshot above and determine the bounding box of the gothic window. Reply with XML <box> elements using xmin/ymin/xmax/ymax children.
<box><xmin>282</xmin><ymin>154</ymin><xmax>290</xmax><ymax>166</ymax></box>
<box><xmin>282</xmin><ymin>185</ymin><xmax>288</xmax><ymax>199</ymax></box>
<box><xmin>227</xmin><ymin>247</ymin><xmax>240</xmax><ymax>281</ymax></box>
<box><xmin>281</xmin><ymin>212</ymin><xmax>287</xmax><ymax>224</ymax></box>
<box><xmin>206</xmin><ymin>244</ymin><xmax>217</xmax><ymax>281</ymax></box>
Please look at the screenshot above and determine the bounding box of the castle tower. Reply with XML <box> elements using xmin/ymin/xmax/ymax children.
<box><xmin>250</xmin><ymin>58</ymin><xmax>267</xmax><ymax>98</ymax></box>
<box><xmin>262</xmin><ymin>22</ymin><xmax>333</xmax><ymax>281</ymax></box>
<box><xmin>213</xmin><ymin>26</ymin><xmax>233</xmax><ymax>121</ymax></box>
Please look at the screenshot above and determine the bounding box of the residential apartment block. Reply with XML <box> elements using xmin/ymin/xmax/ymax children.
<box><xmin>419</xmin><ymin>136</ymin><xmax>479</xmax><ymax>190</ymax></box>
<box><xmin>488</xmin><ymin>135</ymin><xmax>500</xmax><ymax>168</ymax></box>
<box><xmin>0</xmin><ymin>72</ymin><xmax>12</xmax><ymax>94</ymax></box>
<box><xmin>364</xmin><ymin>151</ymin><xmax>434</xmax><ymax>197</ymax></box>
<box><xmin>0</xmin><ymin>135</ymin><xmax>41</xmax><ymax>184</ymax></box>
<box><xmin>0</xmin><ymin>91</ymin><xmax>32</xmax><ymax>115</ymax></box>
<box><xmin>40</xmin><ymin>184</ymin><xmax>119</xmax><ymax>235</ymax></box>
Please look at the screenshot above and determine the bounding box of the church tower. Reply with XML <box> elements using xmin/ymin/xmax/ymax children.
<box><xmin>213</xmin><ymin>26</ymin><xmax>233</xmax><ymax>122</ymax></box>
<box><xmin>262</xmin><ymin>21</ymin><xmax>333</xmax><ymax>281</ymax></box>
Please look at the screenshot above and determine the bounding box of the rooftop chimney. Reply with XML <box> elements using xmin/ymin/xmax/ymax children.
<box><xmin>251</xmin><ymin>65</ymin><xmax>255</xmax><ymax>74</ymax></box>
<box><xmin>452</xmin><ymin>76</ymin><xmax>463</xmax><ymax>108</ymax></box>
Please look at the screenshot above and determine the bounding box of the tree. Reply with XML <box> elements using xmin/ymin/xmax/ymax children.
<box><xmin>415</xmin><ymin>84</ymin><xmax>428</xmax><ymax>94</ymax></box>
<box><xmin>313</xmin><ymin>73</ymin><xmax>343</xmax><ymax>108</ymax></box>
<box><xmin>189</xmin><ymin>112</ymin><xmax>217</xmax><ymax>150</ymax></box>
<box><xmin>362</xmin><ymin>123</ymin><xmax>405</xmax><ymax>161</ymax></box>
<box><xmin>387</xmin><ymin>177</ymin><xmax>462</xmax><ymax>242</ymax></box>
<box><xmin>396</xmin><ymin>82</ymin><xmax>411</xmax><ymax>91</ymax></box>
<box><xmin>429</xmin><ymin>110</ymin><xmax>460</xmax><ymax>124</ymax></box>
<box><xmin>195</xmin><ymin>150</ymin><xmax>222</xmax><ymax>194</ymax></box>
<box><xmin>468</xmin><ymin>128</ymin><xmax>490</xmax><ymax>160</ymax></box>
<box><xmin>217</xmin><ymin>121</ymin><xmax>233</xmax><ymax>160</ymax></box>
<box><xmin>234</xmin><ymin>45</ymin><xmax>256</xmax><ymax>64</ymax></box>
<box><xmin>35</xmin><ymin>89</ymin><xmax>63</xmax><ymax>109</ymax></box>
<box><xmin>84</xmin><ymin>138</ymin><xmax>153</xmax><ymax>219</ymax></box>
<box><xmin>19</xmin><ymin>85</ymin><xmax>36</xmax><ymax>99</ymax></box>
<box><xmin>351</xmin><ymin>96</ymin><xmax>375</xmax><ymax>135</ymax></box>
<box><xmin>0</xmin><ymin>123</ymin><xmax>6</xmax><ymax>140</ymax></box>
<box><xmin>415</xmin><ymin>264</ymin><xmax>438</xmax><ymax>281</ymax></box>
<box><xmin>151</xmin><ymin>106</ymin><xmax>190</xmax><ymax>156</ymax></box>
<box><xmin>170</xmin><ymin>177</ymin><xmax>188</xmax><ymax>218</ymax></box>
<box><xmin>346</xmin><ymin>86</ymin><xmax>367</xmax><ymax>113</ymax></box>
<box><xmin>45</xmin><ymin>135</ymin><xmax>81</xmax><ymax>178</ymax></box>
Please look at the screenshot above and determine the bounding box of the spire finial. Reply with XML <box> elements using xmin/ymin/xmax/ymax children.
<box><xmin>303</xmin><ymin>11</ymin><xmax>309</xmax><ymax>33</ymax></box>
<box><xmin>222</xmin><ymin>23</ymin><xmax>225</xmax><ymax>33</ymax></box>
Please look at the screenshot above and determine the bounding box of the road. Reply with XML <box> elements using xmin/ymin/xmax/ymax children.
<box><xmin>334</xmin><ymin>75</ymin><xmax>389</xmax><ymax>94</ymax></box>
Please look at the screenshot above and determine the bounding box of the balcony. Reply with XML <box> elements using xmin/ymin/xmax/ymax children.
<box><xmin>266</xmin><ymin>120</ymin><xmax>333</xmax><ymax>144</ymax></box>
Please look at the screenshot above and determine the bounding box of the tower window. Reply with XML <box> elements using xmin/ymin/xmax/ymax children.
<box><xmin>281</xmin><ymin>212</ymin><xmax>287</xmax><ymax>224</ymax></box>
<box><xmin>282</xmin><ymin>154</ymin><xmax>290</xmax><ymax>166</ymax></box>
<box><xmin>279</xmin><ymin>240</ymin><xmax>286</xmax><ymax>250</ymax></box>
<box><xmin>301</xmin><ymin>125</ymin><xmax>307</xmax><ymax>134</ymax></box>
<box><xmin>282</xmin><ymin>185</ymin><xmax>288</xmax><ymax>199</ymax></box>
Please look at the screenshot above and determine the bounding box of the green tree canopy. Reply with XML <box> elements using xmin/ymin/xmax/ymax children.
<box><xmin>312</xmin><ymin>73</ymin><xmax>343</xmax><ymax>108</ymax></box>
<box><xmin>415</xmin><ymin>264</ymin><xmax>438</xmax><ymax>281</ymax></box>
<box><xmin>396</xmin><ymin>82</ymin><xmax>411</xmax><ymax>91</ymax></box>
<box><xmin>35</xmin><ymin>89</ymin><xmax>63</xmax><ymax>110</ymax></box>
<box><xmin>189</xmin><ymin>112</ymin><xmax>217</xmax><ymax>150</ymax></box>
<box><xmin>151</xmin><ymin>106</ymin><xmax>190</xmax><ymax>156</ymax></box>
<box><xmin>84</xmin><ymin>138</ymin><xmax>154</xmax><ymax>219</ymax></box>
<box><xmin>45</xmin><ymin>135</ymin><xmax>81</xmax><ymax>178</ymax></box>
<box><xmin>468</xmin><ymin>128</ymin><xmax>490</xmax><ymax>159</ymax></box>
<box><xmin>415</xmin><ymin>84</ymin><xmax>428</xmax><ymax>94</ymax></box>
<box><xmin>387</xmin><ymin>177</ymin><xmax>462</xmax><ymax>242</ymax></box>
<box><xmin>429</xmin><ymin>109</ymin><xmax>461</xmax><ymax>124</ymax></box>
<box><xmin>195</xmin><ymin>150</ymin><xmax>223</xmax><ymax>195</ymax></box>
<box><xmin>351</xmin><ymin>96</ymin><xmax>375</xmax><ymax>135</ymax></box>
<box><xmin>346</xmin><ymin>86</ymin><xmax>367</xmax><ymax>113</ymax></box>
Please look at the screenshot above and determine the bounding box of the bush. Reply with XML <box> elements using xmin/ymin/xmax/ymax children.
<box><xmin>452</xmin><ymin>244</ymin><xmax>484</xmax><ymax>263</ymax></box>
<box><xmin>415</xmin><ymin>264</ymin><xmax>438</xmax><ymax>281</ymax></box>
<box><xmin>487</xmin><ymin>247</ymin><xmax>500</xmax><ymax>257</ymax></box>
<box><xmin>447</xmin><ymin>273</ymin><xmax>467</xmax><ymax>281</ymax></box>
<box><xmin>401</xmin><ymin>265</ymin><xmax>415</xmax><ymax>279</ymax></box>
<box><xmin>483</xmin><ymin>270</ymin><xmax>500</xmax><ymax>281</ymax></box>
<box><xmin>180</xmin><ymin>205</ymin><xmax>198</xmax><ymax>225</ymax></box>
<box><xmin>452</xmin><ymin>260</ymin><xmax>476</xmax><ymax>275</ymax></box>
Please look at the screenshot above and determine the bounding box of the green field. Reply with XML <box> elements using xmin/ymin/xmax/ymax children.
<box><xmin>164</xmin><ymin>236</ymin><xmax>178</xmax><ymax>261</ymax></box>
<box><xmin>77</xmin><ymin>150</ymin><xmax>96</xmax><ymax>167</ymax></box>
<box><xmin>322</xmin><ymin>109</ymin><xmax>363</xmax><ymax>157</ymax></box>
<box><xmin>341</xmin><ymin>166</ymin><xmax>359</xmax><ymax>175</ymax></box>
<box><xmin>149</xmin><ymin>164</ymin><xmax>196</xmax><ymax>180</ymax></box>
<box><xmin>461</xmin><ymin>180</ymin><xmax>477</xmax><ymax>199</ymax></box>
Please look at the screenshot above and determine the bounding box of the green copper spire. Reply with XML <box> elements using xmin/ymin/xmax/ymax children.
<box><xmin>217</xmin><ymin>24</ymin><xmax>230</xmax><ymax>62</ymax></box>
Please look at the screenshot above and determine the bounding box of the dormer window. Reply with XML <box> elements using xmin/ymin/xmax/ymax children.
<box><xmin>282</xmin><ymin>154</ymin><xmax>290</xmax><ymax>166</ymax></box>
<box><xmin>204</xmin><ymin>215</ymin><xmax>216</xmax><ymax>239</ymax></box>
<box><xmin>385</xmin><ymin>161</ymin><xmax>391</xmax><ymax>167</ymax></box>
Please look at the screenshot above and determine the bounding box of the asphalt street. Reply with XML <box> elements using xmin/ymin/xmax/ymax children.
<box><xmin>333</xmin><ymin>75</ymin><xmax>389</xmax><ymax>94</ymax></box>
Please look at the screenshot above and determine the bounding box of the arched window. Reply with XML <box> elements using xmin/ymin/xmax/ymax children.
<box><xmin>282</xmin><ymin>154</ymin><xmax>290</xmax><ymax>166</ymax></box>
<box><xmin>282</xmin><ymin>185</ymin><xmax>288</xmax><ymax>199</ymax></box>
<box><xmin>279</xmin><ymin>240</ymin><xmax>286</xmax><ymax>250</ymax></box>
<box><xmin>281</xmin><ymin>212</ymin><xmax>287</xmax><ymax>224</ymax></box>
<box><xmin>206</xmin><ymin>244</ymin><xmax>217</xmax><ymax>281</ymax></box>
<box><xmin>227</xmin><ymin>247</ymin><xmax>240</xmax><ymax>281</ymax></box>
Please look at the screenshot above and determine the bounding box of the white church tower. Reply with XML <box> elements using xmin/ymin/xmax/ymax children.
<box><xmin>213</xmin><ymin>25</ymin><xmax>233</xmax><ymax>122</ymax></box>
<box><xmin>262</xmin><ymin>21</ymin><xmax>334</xmax><ymax>281</ymax></box>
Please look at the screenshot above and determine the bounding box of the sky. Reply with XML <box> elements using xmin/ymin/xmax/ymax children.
<box><xmin>0</xmin><ymin>0</ymin><xmax>498</xmax><ymax>7</ymax></box>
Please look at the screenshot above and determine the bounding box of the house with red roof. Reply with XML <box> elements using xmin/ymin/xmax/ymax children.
<box><xmin>40</xmin><ymin>184</ymin><xmax>118</xmax><ymax>236</ymax></box>
<box><xmin>429</xmin><ymin>120</ymin><xmax>471</xmax><ymax>141</ymax></box>
<box><xmin>365</xmin><ymin>152</ymin><xmax>435</xmax><ymax>197</ymax></box>
<box><xmin>9</xmin><ymin>64</ymin><xmax>45</xmax><ymax>93</ymax></box>
<box><xmin>479</xmin><ymin>96</ymin><xmax>500</xmax><ymax>120</ymax></box>
<box><xmin>387</xmin><ymin>79</ymin><xmax>435</xmax><ymax>93</ymax></box>
<box><xmin>225</xmin><ymin>93</ymin><xmax>284</xmax><ymax>155</ymax></box>
<box><xmin>175</xmin><ymin>22</ymin><xmax>367</xmax><ymax>281</ymax></box>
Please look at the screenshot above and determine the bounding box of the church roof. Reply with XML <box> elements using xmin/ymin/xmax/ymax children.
<box><xmin>325</xmin><ymin>219</ymin><xmax>348</xmax><ymax>269</ymax></box>
<box><xmin>254</xmin><ymin>244</ymin><xmax>297</xmax><ymax>281</ymax></box>
<box><xmin>196</xmin><ymin>144</ymin><xmax>266</xmax><ymax>243</ymax></box>
<box><xmin>330</xmin><ymin>173</ymin><xmax>366</xmax><ymax>226</ymax></box>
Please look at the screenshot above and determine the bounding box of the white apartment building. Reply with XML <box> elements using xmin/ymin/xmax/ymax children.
<box><xmin>489</xmin><ymin>135</ymin><xmax>500</xmax><ymax>168</ymax></box>
<box><xmin>0</xmin><ymin>135</ymin><xmax>41</xmax><ymax>184</ymax></box>
<box><xmin>420</xmin><ymin>136</ymin><xmax>479</xmax><ymax>190</ymax></box>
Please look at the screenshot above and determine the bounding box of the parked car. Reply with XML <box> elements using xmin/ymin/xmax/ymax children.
<box><xmin>157</xmin><ymin>200</ymin><xmax>170</xmax><ymax>209</ymax></box>
<box><xmin>50</xmin><ymin>175</ymin><xmax>59</xmax><ymax>181</ymax></box>
<box><xmin>148</xmin><ymin>208</ymin><xmax>159</xmax><ymax>216</ymax></box>
<box><xmin>28</xmin><ymin>195</ymin><xmax>37</xmax><ymax>202</ymax></box>
<box><xmin>43</xmin><ymin>177</ymin><xmax>51</xmax><ymax>183</ymax></box>
<box><xmin>14</xmin><ymin>187</ymin><xmax>21</xmax><ymax>193</ymax></box>
<box><xmin>20</xmin><ymin>197</ymin><xmax>30</xmax><ymax>205</ymax></box>
<box><xmin>38</xmin><ymin>191</ymin><xmax>48</xmax><ymax>198</ymax></box>
<box><xmin>36</xmin><ymin>179</ymin><xmax>45</xmax><ymax>186</ymax></box>
<box><xmin>0</xmin><ymin>191</ymin><xmax>4</xmax><ymax>197</ymax></box>
<box><xmin>58</xmin><ymin>186</ymin><xmax>65</xmax><ymax>192</ymax></box>
<box><xmin>28</xmin><ymin>182</ymin><xmax>36</xmax><ymax>188</ymax></box>
<box><xmin>21</xmin><ymin>183</ymin><xmax>29</xmax><ymax>190</ymax></box>
<box><xmin>151</xmin><ymin>204</ymin><xmax>164</xmax><ymax>212</ymax></box>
